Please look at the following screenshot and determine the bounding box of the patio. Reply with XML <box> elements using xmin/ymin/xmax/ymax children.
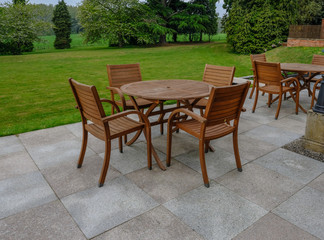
<box><xmin>0</xmin><ymin>80</ymin><xmax>323</xmax><ymax>240</ymax></box>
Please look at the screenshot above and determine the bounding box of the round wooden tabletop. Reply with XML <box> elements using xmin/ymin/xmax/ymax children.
<box><xmin>281</xmin><ymin>63</ymin><xmax>324</xmax><ymax>73</ymax></box>
<box><xmin>120</xmin><ymin>79</ymin><xmax>212</xmax><ymax>101</ymax></box>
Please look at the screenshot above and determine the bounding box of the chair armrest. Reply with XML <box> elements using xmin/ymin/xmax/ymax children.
<box><xmin>169</xmin><ymin>108</ymin><xmax>206</xmax><ymax>124</ymax></box>
<box><xmin>281</xmin><ymin>77</ymin><xmax>300</xmax><ymax>89</ymax></box>
<box><xmin>241</xmin><ymin>107</ymin><xmax>246</xmax><ymax>112</ymax></box>
<box><xmin>101</xmin><ymin>110</ymin><xmax>150</xmax><ymax>127</ymax></box>
<box><xmin>100</xmin><ymin>98</ymin><xmax>121</xmax><ymax>113</ymax></box>
<box><xmin>106</xmin><ymin>86</ymin><xmax>127</xmax><ymax>108</ymax></box>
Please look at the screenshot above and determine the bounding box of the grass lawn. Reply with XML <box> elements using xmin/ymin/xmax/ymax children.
<box><xmin>0</xmin><ymin>35</ymin><xmax>323</xmax><ymax>136</ymax></box>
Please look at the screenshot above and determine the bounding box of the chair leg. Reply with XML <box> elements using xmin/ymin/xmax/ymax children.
<box><xmin>200</xmin><ymin>108</ymin><xmax>204</xmax><ymax>116</ymax></box>
<box><xmin>232</xmin><ymin>130</ymin><xmax>242</xmax><ymax>172</ymax></box>
<box><xmin>268</xmin><ymin>94</ymin><xmax>272</xmax><ymax>108</ymax></box>
<box><xmin>98</xmin><ymin>140</ymin><xmax>111</xmax><ymax>187</ymax></box>
<box><xmin>199</xmin><ymin>140</ymin><xmax>209</xmax><ymax>187</ymax></box>
<box><xmin>118</xmin><ymin>137</ymin><xmax>123</xmax><ymax>153</ymax></box>
<box><xmin>124</xmin><ymin>135</ymin><xmax>127</xmax><ymax>144</ymax></box>
<box><xmin>143</xmin><ymin>126</ymin><xmax>152</xmax><ymax>170</ymax></box>
<box><xmin>160</xmin><ymin>103</ymin><xmax>164</xmax><ymax>135</ymax></box>
<box><xmin>295</xmin><ymin>90</ymin><xmax>299</xmax><ymax>115</ymax></box>
<box><xmin>166</xmin><ymin>121</ymin><xmax>173</xmax><ymax>167</ymax></box>
<box><xmin>252</xmin><ymin>89</ymin><xmax>259</xmax><ymax>113</ymax></box>
<box><xmin>249</xmin><ymin>80</ymin><xmax>256</xmax><ymax>99</ymax></box>
<box><xmin>77</xmin><ymin>128</ymin><xmax>88</xmax><ymax>168</ymax></box>
<box><xmin>275</xmin><ymin>94</ymin><xmax>282</xmax><ymax>120</ymax></box>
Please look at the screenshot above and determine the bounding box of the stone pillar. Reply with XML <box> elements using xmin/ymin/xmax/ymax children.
<box><xmin>321</xmin><ymin>19</ymin><xmax>324</xmax><ymax>39</ymax></box>
<box><xmin>304</xmin><ymin>110</ymin><xmax>324</xmax><ymax>154</ymax></box>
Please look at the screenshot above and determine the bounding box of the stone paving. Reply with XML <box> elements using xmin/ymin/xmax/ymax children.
<box><xmin>0</xmin><ymin>86</ymin><xmax>323</xmax><ymax>240</ymax></box>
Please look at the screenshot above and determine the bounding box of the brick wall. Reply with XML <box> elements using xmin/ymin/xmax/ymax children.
<box><xmin>287</xmin><ymin>38</ymin><xmax>324</xmax><ymax>47</ymax></box>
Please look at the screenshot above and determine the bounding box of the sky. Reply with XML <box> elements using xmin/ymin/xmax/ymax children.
<box><xmin>0</xmin><ymin>0</ymin><xmax>226</xmax><ymax>17</ymax></box>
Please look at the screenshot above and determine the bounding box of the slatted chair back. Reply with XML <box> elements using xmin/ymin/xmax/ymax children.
<box><xmin>250</xmin><ymin>54</ymin><xmax>266</xmax><ymax>71</ymax></box>
<box><xmin>204</xmin><ymin>82</ymin><xmax>250</xmax><ymax>126</ymax></box>
<box><xmin>202</xmin><ymin>64</ymin><xmax>235</xmax><ymax>86</ymax></box>
<box><xmin>107</xmin><ymin>63</ymin><xmax>142</xmax><ymax>89</ymax></box>
<box><xmin>254</xmin><ymin>61</ymin><xmax>282</xmax><ymax>86</ymax></box>
<box><xmin>69</xmin><ymin>78</ymin><xmax>106</xmax><ymax>126</ymax></box>
<box><xmin>312</xmin><ymin>55</ymin><xmax>324</xmax><ymax>66</ymax></box>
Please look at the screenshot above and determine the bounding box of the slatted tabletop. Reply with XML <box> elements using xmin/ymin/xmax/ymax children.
<box><xmin>120</xmin><ymin>79</ymin><xmax>212</xmax><ymax>101</ymax></box>
<box><xmin>281</xmin><ymin>63</ymin><xmax>324</xmax><ymax>73</ymax></box>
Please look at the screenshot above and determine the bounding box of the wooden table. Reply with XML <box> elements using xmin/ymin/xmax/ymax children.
<box><xmin>281</xmin><ymin>63</ymin><xmax>324</xmax><ymax>96</ymax></box>
<box><xmin>121</xmin><ymin>79</ymin><xmax>212</xmax><ymax>170</ymax></box>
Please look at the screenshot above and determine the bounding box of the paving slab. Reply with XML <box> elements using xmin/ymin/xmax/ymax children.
<box><xmin>267</xmin><ymin>116</ymin><xmax>306</xmax><ymax>135</ymax></box>
<box><xmin>212</xmin><ymin>134</ymin><xmax>278</xmax><ymax>162</ymax></box>
<box><xmin>241</xmin><ymin>125</ymin><xmax>302</xmax><ymax>147</ymax></box>
<box><xmin>0</xmin><ymin>135</ymin><xmax>25</xmax><ymax>157</ymax></box>
<box><xmin>65</xmin><ymin>122</ymin><xmax>120</xmax><ymax>154</ymax></box>
<box><xmin>175</xmin><ymin>145</ymin><xmax>245</xmax><ymax>180</ymax></box>
<box><xmin>153</xmin><ymin>133</ymin><xmax>198</xmax><ymax>156</ymax></box>
<box><xmin>0</xmin><ymin>171</ymin><xmax>57</xmax><ymax>219</ymax></box>
<box><xmin>41</xmin><ymin>154</ymin><xmax>121</xmax><ymax>198</ymax></box>
<box><xmin>0</xmin><ymin>200</ymin><xmax>86</xmax><ymax>240</ymax></box>
<box><xmin>241</xmin><ymin>106</ymin><xmax>290</xmax><ymax>124</ymax></box>
<box><xmin>237</xmin><ymin>118</ymin><xmax>262</xmax><ymax>134</ymax></box>
<box><xmin>93</xmin><ymin>206</ymin><xmax>204</xmax><ymax>240</ymax></box>
<box><xmin>24</xmin><ymin>137</ymin><xmax>96</xmax><ymax>170</ymax></box>
<box><xmin>273</xmin><ymin>186</ymin><xmax>324</xmax><ymax>239</ymax></box>
<box><xmin>308</xmin><ymin>174</ymin><xmax>324</xmax><ymax>192</ymax></box>
<box><xmin>163</xmin><ymin>182</ymin><xmax>267</xmax><ymax>240</ymax></box>
<box><xmin>99</xmin><ymin>142</ymin><xmax>164</xmax><ymax>175</ymax></box>
<box><xmin>0</xmin><ymin>151</ymin><xmax>38</xmax><ymax>181</ymax></box>
<box><xmin>233</xmin><ymin>213</ymin><xmax>320</xmax><ymax>240</ymax></box>
<box><xmin>217</xmin><ymin>163</ymin><xmax>303</xmax><ymax>211</ymax></box>
<box><xmin>61</xmin><ymin>176</ymin><xmax>159</xmax><ymax>239</ymax></box>
<box><xmin>126</xmin><ymin>160</ymin><xmax>203</xmax><ymax>203</ymax></box>
<box><xmin>255</xmin><ymin>148</ymin><xmax>324</xmax><ymax>185</ymax></box>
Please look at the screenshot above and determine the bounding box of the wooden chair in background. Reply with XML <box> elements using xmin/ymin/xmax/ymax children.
<box><xmin>69</xmin><ymin>78</ymin><xmax>152</xmax><ymax>187</ymax></box>
<box><xmin>250</xmin><ymin>54</ymin><xmax>267</xmax><ymax>99</ymax></box>
<box><xmin>167</xmin><ymin>82</ymin><xmax>250</xmax><ymax>187</ymax></box>
<box><xmin>192</xmin><ymin>64</ymin><xmax>235</xmax><ymax>115</ymax></box>
<box><xmin>252</xmin><ymin>61</ymin><xmax>300</xmax><ymax>119</ymax></box>
<box><xmin>309</xmin><ymin>55</ymin><xmax>324</xmax><ymax>105</ymax></box>
<box><xmin>107</xmin><ymin>63</ymin><xmax>163</xmax><ymax>145</ymax></box>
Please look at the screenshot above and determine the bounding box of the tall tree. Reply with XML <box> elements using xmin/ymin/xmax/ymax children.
<box><xmin>0</xmin><ymin>1</ymin><xmax>45</xmax><ymax>55</ymax></box>
<box><xmin>52</xmin><ymin>0</ymin><xmax>72</xmax><ymax>49</ymax></box>
<box><xmin>79</xmin><ymin>0</ymin><xmax>162</xmax><ymax>47</ymax></box>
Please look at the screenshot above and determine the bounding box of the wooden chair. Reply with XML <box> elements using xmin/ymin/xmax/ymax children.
<box><xmin>250</xmin><ymin>54</ymin><xmax>267</xmax><ymax>99</ymax></box>
<box><xmin>167</xmin><ymin>82</ymin><xmax>250</xmax><ymax>187</ymax></box>
<box><xmin>192</xmin><ymin>64</ymin><xmax>235</xmax><ymax>115</ymax></box>
<box><xmin>69</xmin><ymin>78</ymin><xmax>152</xmax><ymax>187</ymax></box>
<box><xmin>311</xmin><ymin>78</ymin><xmax>323</xmax><ymax>109</ymax></box>
<box><xmin>252</xmin><ymin>61</ymin><xmax>300</xmax><ymax>119</ymax></box>
<box><xmin>107</xmin><ymin>63</ymin><xmax>164</xmax><ymax>144</ymax></box>
<box><xmin>305</xmin><ymin>55</ymin><xmax>324</xmax><ymax>98</ymax></box>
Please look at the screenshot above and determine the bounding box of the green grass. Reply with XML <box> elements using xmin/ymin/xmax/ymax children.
<box><xmin>0</xmin><ymin>36</ymin><xmax>323</xmax><ymax>136</ymax></box>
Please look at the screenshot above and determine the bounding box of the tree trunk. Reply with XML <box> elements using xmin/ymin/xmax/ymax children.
<box><xmin>159</xmin><ymin>34</ymin><xmax>167</xmax><ymax>44</ymax></box>
<box><xmin>118</xmin><ymin>34</ymin><xmax>123</xmax><ymax>47</ymax></box>
<box><xmin>200</xmin><ymin>32</ymin><xmax>203</xmax><ymax>42</ymax></box>
<box><xmin>173</xmin><ymin>33</ymin><xmax>177</xmax><ymax>42</ymax></box>
<box><xmin>189</xmin><ymin>34</ymin><xmax>193</xmax><ymax>42</ymax></box>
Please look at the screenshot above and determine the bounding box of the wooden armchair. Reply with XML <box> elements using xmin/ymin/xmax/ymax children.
<box><xmin>107</xmin><ymin>63</ymin><xmax>164</xmax><ymax>142</ymax></box>
<box><xmin>252</xmin><ymin>61</ymin><xmax>300</xmax><ymax>119</ymax></box>
<box><xmin>167</xmin><ymin>82</ymin><xmax>250</xmax><ymax>187</ymax></box>
<box><xmin>69</xmin><ymin>78</ymin><xmax>152</xmax><ymax>187</ymax></box>
<box><xmin>250</xmin><ymin>54</ymin><xmax>267</xmax><ymax>99</ymax></box>
<box><xmin>192</xmin><ymin>64</ymin><xmax>235</xmax><ymax>115</ymax></box>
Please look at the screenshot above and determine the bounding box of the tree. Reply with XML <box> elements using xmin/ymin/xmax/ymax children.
<box><xmin>0</xmin><ymin>2</ymin><xmax>45</xmax><ymax>55</ymax></box>
<box><xmin>79</xmin><ymin>0</ymin><xmax>163</xmax><ymax>47</ymax></box>
<box><xmin>52</xmin><ymin>0</ymin><xmax>72</xmax><ymax>49</ymax></box>
<box><xmin>223</xmin><ymin>0</ymin><xmax>298</xmax><ymax>54</ymax></box>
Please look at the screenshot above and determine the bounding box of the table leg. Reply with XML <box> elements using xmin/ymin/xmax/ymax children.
<box><xmin>130</xmin><ymin>97</ymin><xmax>166</xmax><ymax>171</ymax></box>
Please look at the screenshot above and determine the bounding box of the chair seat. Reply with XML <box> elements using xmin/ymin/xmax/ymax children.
<box><xmin>260</xmin><ymin>85</ymin><xmax>294</xmax><ymax>93</ymax></box>
<box><xmin>85</xmin><ymin>117</ymin><xmax>145</xmax><ymax>140</ymax></box>
<box><xmin>115</xmin><ymin>97</ymin><xmax>153</xmax><ymax>109</ymax></box>
<box><xmin>176</xmin><ymin>119</ymin><xmax>235</xmax><ymax>140</ymax></box>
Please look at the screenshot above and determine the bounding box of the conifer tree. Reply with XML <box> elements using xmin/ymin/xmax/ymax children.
<box><xmin>52</xmin><ymin>0</ymin><xmax>71</xmax><ymax>49</ymax></box>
